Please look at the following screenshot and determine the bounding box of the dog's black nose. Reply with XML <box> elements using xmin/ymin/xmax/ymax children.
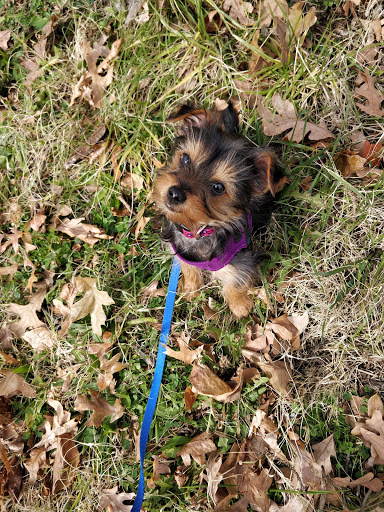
<box><xmin>167</xmin><ymin>186</ymin><xmax>186</xmax><ymax>204</ymax></box>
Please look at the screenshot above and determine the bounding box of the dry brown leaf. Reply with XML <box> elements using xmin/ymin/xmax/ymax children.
<box><xmin>100</xmin><ymin>486</ymin><xmax>136</xmax><ymax>512</ymax></box>
<box><xmin>190</xmin><ymin>364</ymin><xmax>244</xmax><ymax>403</ymax></box>
<box><xmin>22</xmin><ymin>326</ymin><xmax>55</xmax><ymax>353</ymax></box>
<box><xmin>256</xmin><ymin>360</ymin><xmax>292</xmax><ymax>396</ymax></box>
<box><xmin>65</xmin><ymin>124</ymin><xmax>107</xmax><ymax>168</ymax></box>
<box><xmin>54</xmin><ymin>276</ymin><xmax>114</xmax><ymax>336</ymax></box>
<box><xmin>257</xmin><ymin>94</ymin><xmax>334</xmax><ymax>143</ymax></box>
<box><xmin>134</xmin><ymin>207</ymin><xmax>150</xmax><ymax>239</ymax></box>
<box><xmin>21</xmin><ymin>15</ymin><xmax>58</xmax><ymax>91</ymax></box>
<box><xmin>141</xmin><ymin>280</ymin><xmax>166</xmax><ymax>298</ymax></box>
<box><xmin>52</xmin><ymin>432</ymin><xmax>80</xmax><ymax>493</ymax></box>
<box><xmin>291</xmin><ymin>443</ymin><xmax>322</xmax><ymax>487</ymax></box>
<box><xmin>33</xmin><ymin>400</ymin><xmax>78</xmax><ymax>453</ymax></box>
<box><xmin>6</xmin><ymin>301</ymin><xmax>45</xmax><ymax>338</ymax></box>
<box><xmin>312</xmin><ymin>433</ymin><xmax>335</xmax><ymax>476</ymax></box>
<box><xmin>174</xmin><ymin>464</ymin><xmax>188</xmax><ymax>488</ymax></box>
<box><xmin>24</xmin><ymin>447</ymin><xmax>47</xmax><ymax>485</ymax></box>
<box><xmin>176</xmin><ymin>432</ymin><xmax>216</xmax><ymax>466</ymax></box>
<box><xmin>28</xmin><ymin>211</ymin><xmax>47</xmax><ymax>232</ymax></box>
<box><xmin>97</xmin><ymin>353</ymin><xmax>128</xmax><ymax>392</ymax></box>
<box><xmin>0</xmin><ymin>370</ymin><xmax>35</xmax><ymax>398</ymax></box>
<box><xmin>269</xmin><ymin>314</ymin><xmax>300</xmax><ymax>341</ymax></box>
<box><xmin>70</xmin><ymin>35</ymin><xmax>123</xmax><ymax>109</ymax></box>
<box><xmin>185</xmin><ymin>386</ymin><xmax>198</xmax><ymax>411</ymax></box>
<box><xmin>0</xmin><ymin>264</ymin><xmax>18</xmax><ymax>277</ymax></box>
<box><xmin>0</xmin><ymin>350</ymin><xmax>18</xmax><ymax>366</ymax></box>
<box><xmin>121</xmin><ymin>172</ymin><xmax>145</xmax><ymax>196</ymax></box>
<box><xmin>354</xmin><ymin>71</ymin><xmax>384</xmax><ymax>117</ymax></box>
<box><xmin>164</xmin><ymin>333</ymin><xmax>203</xmax><ymax>365</ymax></box>
<box><xmin>223</xmin><ymin>0</ymin><xmax>253</xmax><ymax>26</ymax></box>
<box><xmin>3</xmin><ymin>455</ymin><xmax>23</xmax><ymax>500</ymax></box>
<box><xmin>202</xmin><ymin>452</ymin><xmax>222</xmax><ymax>505</ymax></box>
<box><xmin>0</xmin><ymin>229</ymin><xmax>24</xmax><ymax>255</ymax></box>
<box><xmin>55</xmin><ymin>217</ymin><xmax>113</xmax><ymax>246</ymax></box>
<box><xmin>89</xmin><ymin>338</ymin><xmax>116</xmax><ymax>357</ymax></box>
<box><xmin>238</xmin><ymin>467</ymin><xmax>273</xmax><ymax>512</ymax></box>
<box><xmin>74</xmin><ymin>390</ymin><xmax>124</xmax><ymax>427</ymax></box>
<box><xmin>260</xmin><ymin>0</ymin><xmax>289</xmax><ymax>28</ymax></box>
<box><xmin>255</xmin><ymin>287</ymin><xmax>284</xmax><ymax>308</ymax></box>
<box><xmin>148</xmin><ymin>456</ymin><xmax>171</xmax><ymax>489</ymax></box>
<box><xmin>287</xmin><ymin>2</ymin><xmax>317</xmax><ymax>41</ymax></box>
<box><xmin>333</xmin><ymin>472</ymin><xmax>383</xmax><ymax>492</ymax></box>
<box><xmin>335</xmin><ymin>151</ymin><xmax>367</xmax><ymax>177</ymax></box>
<box><xmin>204</xmin><ymin>10</ymin><xmax>223</xmax><ymax>33</ymax></box>
<box><xmin>0</xmin><ymin>30</ymin><xmax>11</xmax><ymax>51</ymax></box>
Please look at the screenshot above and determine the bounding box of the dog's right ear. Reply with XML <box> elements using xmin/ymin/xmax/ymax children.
<box><xmin>254</xmin><ymin>151</ymin><xmax>288</xmax><ymax>197</ymax></box>
<box><xmin>166</xmin><ymin>105</ymin><xmax>209</xmax><ymax>128</ymax></box>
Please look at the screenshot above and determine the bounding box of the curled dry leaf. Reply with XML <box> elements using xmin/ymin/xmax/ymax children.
<box><xmin>70</xmin><ymin>35</ymin><xmax>123</xmax><ymax>109</ymax></box>
<box><xmin>184</xmin><ymin>386</ymin><xmax>197</xmax><ymax>411</ymax></box>
<box><xmin>141</xmin><ymin>280</ymin><xmax>166</xmax><ymax>298</ymax></box>
<box><xmin>74</xmin><ymin>389</ymin><xmax>124</xmax><ymax>427</ymax></box>
<box><xmin>256</xmin><ymin>360</ymin><xmax>292</xmax><ymax>396</ymax></box>
<box><xmin>148</xmin><ymin>456</ymin><xmax>171</xmax><ymax>489</ymax></box>
<box><xmin>54</xmin><ymin>276</ymin><xmax>114</xmax><ymax>336</ymax></box>
<box><xmin>312</xmin><ymin>434</ymin><xmax>336</xmax><ymax>476</ymax></box>
<box><xmin>0</xmin><ymin>370</ymin><xmax>36</xmax><ymax>398</ymax></box>
<box><xmin>55</xmin><ymin>217</ymin><xmax>113</xmax><ymax>246</ymax></box>
<box><xmin>22</xmin><ymin>326</ymin><xmax>55</xmax><ymax>353</ymax></box>
<box><xmin>98</xmin><ymin>353</ymin><xmax>128</xmax><ymax>392</ymax></box>
<box><xmin>177</xmin><ymin>432</ymin><xmax>216</xmax><ymax>466</ymax></box>
<box><xmin>52</xmin><ymin>432</ymin><xmax>80</xmax><ymax>494</ymax></box>
<box><xmin>257</xmin><ymin>94</ymin><xmax>334</xmax><ymax>143</ymax></box>
<box><xmin>65</xmin><ymin>124</ymin><xmax>107</xmax><ymax>168</ymax></box>
<box><xmin>223</xmin><ymin>0</ymin><xmax>253</xmax><ymax>26</ymax></box>
<box><xmin>164</xmin><ymin>333</ymin><xmax>203</xmax><ymax>365</ymax></box>
<box><xmin>0</xmin><ymin>264</ymin><xmax>18</xmax><ymax>276</ymax></box>
<box><xmin>24</xmin><ymin>447</ymin><xmax>46</xmax><ymax>485</ymax></box>
<box><xmin>354</xmin><ymin>71</ymin><xmax>384</xmax><ymax>117</ymax></box>
<box><xmin>0</xmin><ymin>30</ymin><xmax>11</xmax><ymax>51</ymax></box>
<box><xmin>100</xmin><ymin>486</ymin><xmax>136</xmax><ymax>512</ymax></box>
<box><xmin>33</xmin><ymin>399</ymin><xmax>78</xmax><ymax>451</ymax></box>
<box><xmin>202</xmin><ymin>452</ymin><xmax>222</xmax><ymax>505</ymax></box>
<box><xmin>190</xmin><ymin>364</ymin><xmax>244</xmax><ymax>403</ymax></box>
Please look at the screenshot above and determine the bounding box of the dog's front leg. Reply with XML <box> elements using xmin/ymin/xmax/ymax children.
<box><xmin>214</xmin><ymin>264</ymin><xmax>253</xmax><ymax>319</ymax></box>
<box><xmin>178</xmin><ymin>260</ymin><xmax>204</xmax><ymax>300</ymax></box>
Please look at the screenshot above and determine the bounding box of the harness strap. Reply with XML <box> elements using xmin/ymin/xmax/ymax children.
<box><xmin>131</xmin><ymin>258</ymin><xmax>181</xmax><ymax>512</ymax></box>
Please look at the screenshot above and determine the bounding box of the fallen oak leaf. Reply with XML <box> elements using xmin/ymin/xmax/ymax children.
<box><xmin>100</xmin><ymin>486</ymin><xmax>136</xmax><ymax>512</ymax></box>
<box><xmin>23</xmin><ymin>447</ymin><xmax>47</xmax><ymax>485</ymax></box>
<box><xmin>354</xmin><ymin>71</ymin><xmax>384</xmax><ymax>117</ymax></box>
<box><xmin>4</xmin><ymin>455</ymin><xmax>23</xmax><ymax>500</ymax></box>
<box><xmin>65</xmin><ymin>124</ymin><xmax>107</xmax><ymax>168</ymax></box>
<box><xmin>0</xmin><ymin>264</ymin><xmax>18</xmax><ymax>276</ymax></box>
<box><xmin>54</xmin><ymin>276</ymin><xmax>114</xmax><ymax>336</ymax></box>
<box><xmin>148</xmin><ymin>456</ymin><xmax>171</xmax><ymax>489</ymax></box>
<box><xmin>0</xmin><ymin>30</ymin><xmax>11</xmax><ymax>51</ymax></box>
<box><xmin>52</xmin><ymin>432</ymin><xmax>80</xmax><ymax>494</ymax></box>
<box><xmin>55</xmin><ymin>217</ymin><xmax>113</xmax><ymax>246</ymax></box>
<box><xmin>238</xmin><ymin>467</ymin><xmax>273</xmax><ymax>512</ymax></box>
<box><xmin>312</xmin><ymin>433</ymin><xmax>336</xmax><ymax>476</ymax></box>
<box><xmin>223</xmin><ymin>0</ymin><xmax>253</xmax><ymax>26</ymax></box>
<box><xmin>74</xmin><ymin>390</ymin><xmax>124</xmax><ymax>427</ymax></box>
<box><xmin>256</xmin><ymin>360</ymin><xmax>292</xmax><ymax>396</ymax></box>
<box><xmin>333</xmin><ymin>472</ymin><xmax>383</xmax><ymax>492</ymax></box>
<box><xmin>164</xmin><ymin>333</ymin><xmax>203</xmax><ymax>365</ymax></box>
<box><xmin>190</xmin><ymin>364</ymin><xmax>244</xmax><ymax>403</ymax></box>
<box><xmin>257</xmin><ymin>93</ymin><xmax>334</xmax><ymax>143</ymax></box>
<box><xmin>176</xmin><ymin>432</ymin><xmax>216</xmax><ymax>466</ymax></box>
<box><xmin>0</xmin><ymin>370</ymin><xmax>36</xmax><ymax>398</ymax></box>
<box><xmin>97</xmin><ymin>353</ymin><xmax>128</xmax><ymax>392</ymax></box>
<box><xmin>184</xmin><ymin>386</ymin><xmax>197</xmax><ymax>411</ymax></box>
<box><xmin>141</xmin><ymin>280</ymin><xmax>166</xmax><ymax>298</ymax></box>
<box><xmin>70</xmin><ymin>35</ymin><xmax>123</xmax><ymax>109</ymax></box>
<box><xmin>22</xmin><ymin>326</ymin><xmax>55</xmax><ymax>353</ymax></box>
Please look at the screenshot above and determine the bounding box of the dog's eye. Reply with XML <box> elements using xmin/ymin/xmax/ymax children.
<box><xmin>211</xmin><ymin>182</ymin><xmax>226</xmax><ymax>195</ymax></box>
<box><xmin>180</xmin><ymin>153</ymin><xmax>191</xmax><ymax>165</ymax></box>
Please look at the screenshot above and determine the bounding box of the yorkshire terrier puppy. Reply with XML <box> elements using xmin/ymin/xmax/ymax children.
<box><xmin>152</xmin><ymin>102</ymin><xmax>287</xmax><ymax>318</ymax></box>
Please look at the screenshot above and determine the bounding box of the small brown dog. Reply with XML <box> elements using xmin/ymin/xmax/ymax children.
<box><xmin>153</xmin><ymin>102</ymin><xmax>287</xmax><ymax>318</ymax></box>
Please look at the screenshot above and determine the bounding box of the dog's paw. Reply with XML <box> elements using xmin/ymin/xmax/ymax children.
<box><xmin>225</xmin><ymin>288</ymin><xmax>253</xmax><ymax>318</ymax></box>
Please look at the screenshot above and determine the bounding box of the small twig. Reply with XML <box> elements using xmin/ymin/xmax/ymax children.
<box><xmin>360</xmin><ymin>489</ymin><xmax>372</xmax><ymax>512</ymax></box>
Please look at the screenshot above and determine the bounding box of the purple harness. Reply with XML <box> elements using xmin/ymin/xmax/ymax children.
<box><xmin>170</xmin><ymin>212</ymin><xmax>252</xmax><ymax>272</ymax></box>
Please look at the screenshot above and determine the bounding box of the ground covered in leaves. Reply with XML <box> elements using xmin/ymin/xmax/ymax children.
<box><xmin>1</xmin><ymin>0</ymin><xmax>384</xmax><ymax>511</ymax></box>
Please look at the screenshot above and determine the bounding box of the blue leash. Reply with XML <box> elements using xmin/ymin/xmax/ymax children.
<box><xmin>131</xmin><ymin>257</ymin><xmax>181</xmax><ymax>512</ymax></box>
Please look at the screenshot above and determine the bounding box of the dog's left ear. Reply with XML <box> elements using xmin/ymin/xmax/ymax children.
<box><xmin>166</xmin><ymin>105</ymin><xmax>209</xmax><ymax>128</ymax></box>
<box><xmin>254</xmin><ymin>151</ymin><xmax>288</xmax><ymax>197</ymax></box>
<box><xmin>166</xmin><ymin>102</ymin><xmax>239</xmax><ymax>134</ymax></box>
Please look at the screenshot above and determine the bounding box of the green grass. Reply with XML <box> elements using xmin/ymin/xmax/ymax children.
<box><xmin>1</xmin><ymin>0</ymin><xmax>384</xmax><ymax>510</ymax></box>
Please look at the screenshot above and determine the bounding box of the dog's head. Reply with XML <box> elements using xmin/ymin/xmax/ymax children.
<box><xmin>152</xmin><ymin>102</ymin><xmax>287</xmax><ymax>235</ymax></box>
